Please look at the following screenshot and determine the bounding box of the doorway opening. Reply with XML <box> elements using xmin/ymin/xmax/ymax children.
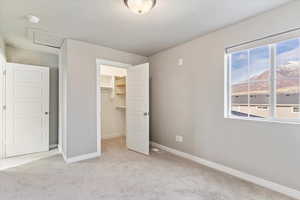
<box><xmin>96</xmin><ymin>59</ymin><xmax>150</xmax><ymax>155</ymax></box>
<box><xmin>100</xmin><ymin>64</ymin><xmax>127</xmax><ymax>152</ymax></box>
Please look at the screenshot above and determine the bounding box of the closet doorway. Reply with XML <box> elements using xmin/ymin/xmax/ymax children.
<box><xmin>96</xmin><ymin>59</ymin><xmax>149</xmax><ymax>155</ymax></box>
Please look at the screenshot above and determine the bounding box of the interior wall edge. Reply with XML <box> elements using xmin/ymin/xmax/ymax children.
<box><xmin>64</xmin><ymin>39</ymin><xmax>147</xmax><ymax>158</ymax></box>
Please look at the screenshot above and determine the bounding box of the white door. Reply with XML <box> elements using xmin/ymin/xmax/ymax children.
<box><xmin>126</xmin><ymin>63</ymin><xmax>149</xmax><ymax>155</ymax></box>
<box><xmin>6</xmin><ymin>63</ymin><xmax>49</xmax><ymax>157</ymax></box>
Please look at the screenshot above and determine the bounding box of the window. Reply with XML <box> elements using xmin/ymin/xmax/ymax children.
<box><xmin>227</xmin><ymin>38</ymin><xmax>300</xmax><ymax>122</ymax></box>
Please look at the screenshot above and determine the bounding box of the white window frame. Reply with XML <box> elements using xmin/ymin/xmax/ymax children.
<box><xmin>225</xmin><ymin>39</ymin><xmax>300</xmax><ymax>124</ymax></box>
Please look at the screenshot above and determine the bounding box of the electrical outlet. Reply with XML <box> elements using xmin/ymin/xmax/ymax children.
<box><xmin>176</xmin><ymin>135</ymin><xmax>183</xmax><ymax>142</ymax></box>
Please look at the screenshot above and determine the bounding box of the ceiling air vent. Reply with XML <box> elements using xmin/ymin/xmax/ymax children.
<box><xmin>27</xmin><ymin>28</ymin><xmax>64</xmax><ymax>49</ymax></box>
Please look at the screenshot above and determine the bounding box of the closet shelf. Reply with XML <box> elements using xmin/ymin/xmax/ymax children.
<box><xmin>116</xmin><ymin>92</ymin><xmax>125</xmax><ymax>95</ymax></box>
<box><xmin>101</xmin><ymin>85</ymin><xmax>113</xmax><ymax>89</ymax></box>
<box><xmin>116</xmin><ymin>106</ymin><xmax>126</xmax><ymax>109</ymax></box>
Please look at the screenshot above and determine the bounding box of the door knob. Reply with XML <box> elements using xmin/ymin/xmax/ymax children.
<box><xmin>45</xmin><ymin>112</ymin><xmax>49</xmax><ymax>115</ymax></box>
<box><xmin>144</xmin><ymin>112</ymin><xmax>149</xmax><ymax>116</ymax></box>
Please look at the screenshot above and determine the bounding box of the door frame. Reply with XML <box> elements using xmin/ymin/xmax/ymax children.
<box><xmin>0</xmin><ymin>58</ymin><xmax>5</xmax><ymax>159</ymax></box>
<box><xmin>96</xmin><ymin>59</ymin><xmax>132</xmax><ymax>154</ymax></box>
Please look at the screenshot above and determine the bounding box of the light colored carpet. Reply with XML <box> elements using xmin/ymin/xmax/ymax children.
<box><xmin>0</xmin><ymin>137</ymin><xmax>295</xmax><ymax>200</ymax></box>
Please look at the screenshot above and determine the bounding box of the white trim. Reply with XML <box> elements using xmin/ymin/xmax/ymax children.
<box><xmin>223</xmin><ymin>53</ymin><xmax>229</xmax><ymax>118</ymax></box>
<box><xmin>96</xmin><ymin>59</ymin><xmax>131</xmax><ymax>69</ymax></box>
<box><xmin>0</xmin><ymin>149</ymin><xmax>59</xmax><ymax>170</ymax></box>
<box><xmin>96</xmin><ymin>58</ymin><xmax>132</xmax><ymax>157</ymax></box>
<box><xmin>58</xmin><ymin>144</ymin><xmax>62</xmax><ymax>153</ymax></box>
<box><xmin>62</xmin><ymin>67</ymin><xmax>67</xmax><ymax>156</ymax></box>
<box><xmin>58</xmin><ymin>53</ymin><xmax>63</xmax><ymax>154</ymax></box>
<box><xmin>151</xmin><ymin>142</ymin><xmax>300</xmax><ymax>200</ymax></box>
<box><xmin>49</xmin><ymin>144</ymin><xmax>58</xmax><ymax>149</ymax></box>
<box><xmin>64</xmin><ymin>151</ymin><xmax>100</xmax><ymax>164</ymax></box>
<box><xmin>96</xmin><ymin>64</ymin><xmax>101</xmax><ymax>155</ymax></box>
<box><xmin>61</xmin><ymin>150</ymin><xmax>67</xmax><ymax>162</ymax></box>
<box><xmin>0</xmin><ymin>59</ymin><xmax>5</xmax><ymax>159</ymax></box>
<box><xmin>58</xmin><ymin>40</ymin><xmax>68</xmax><ymax>158</ymax></box>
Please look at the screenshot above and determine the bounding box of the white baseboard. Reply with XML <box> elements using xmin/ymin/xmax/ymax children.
<box><xmin>0</xmin><ymin>149</ymin><xmax>59</xmax><ymax>171</ymax></box>
<box><xmin>151</xmin><ymin>142</ymin><xmax>300</xmax><ymax>200</ymax></box>
<box><xmin>49</xmin><ymin>144</ymin><xmax>58</xmax><ymax>149</ymax></box>
<box><xmin>64</xmin><ymin>151</ymin><xmax>101</xmax><ymax>164</ymax></box>
<box><xmin>61</xmin><ymin>151</ymin><xmax>67</xmax><ymax>162</ymax></box>
<box><xmin>58</xmin><ymin>144</ymin><xmax>62</xmax><ymax>153</ymax></box>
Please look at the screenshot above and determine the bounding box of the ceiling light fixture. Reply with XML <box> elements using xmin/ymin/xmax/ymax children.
<box><xmin>27</xmin><ymin>15</ymin><xmax>40</xmax><ymax>24</ymax></box>
<box><xmin>124</xmin><ymin>0</ymin><xmax>156</xmax><ymax>15</ymax></box>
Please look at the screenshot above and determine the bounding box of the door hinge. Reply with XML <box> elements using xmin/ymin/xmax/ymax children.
<box><xmin>3</xmin><ymin>70</ymin><xmax>6</xmax><ymax>76</ymax></box>
<box><xmin>2</xmin><ymin>105</ymin><xmax>6</xmax><ymax>110</ymax></box>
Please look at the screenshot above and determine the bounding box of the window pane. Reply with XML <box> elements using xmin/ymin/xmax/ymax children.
<box><xmin>231</xmin><ymin>105</ymin><xmax>249</xmax><ymax>117</ymax></box>
<box><xmin>276</xmin><ymin>39</ymin><xmax>300</xmax><ymax>79</ymax></box>
<box><xmin>231</xmin><ymin>51</ymin><xmax>248</xmax><ymax>84</ymax></box>
<box><xmin>276</xmin><ymin>39</ymin><xmax>300</xmax><ymax>119</ymax></box>
<box><xmin>231</xmin><ymin>82</ymin><xmax>249</xmax><ymax>117</ymax></box>
<box><xmin>231</xmin><ymin>51</ymin><xmax>249</xmax><ymax>117</ymax></box>
<box><xmin>249</xmin><ymin>81</ymin><xmax>270</xmax><ymax>118</ymax></box>
<box><xmin>276</xmin><ymin>78</ymin><xmax>300</xmax><ymax>119</ymax></box>
<box><xmin>249</xmin><ymin>46</ymin><xmax>270</xmax><ymax>81</ymax></box>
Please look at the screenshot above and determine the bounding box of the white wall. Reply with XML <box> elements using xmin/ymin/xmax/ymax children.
<box><xmin>149</xmin><ymin>1</ymin><xmax>300</xmax><ymax>191</ymax></box>
<box><xmin>5</xmin><ymin>46</ymin><xmax>59</xmax><ymax>147</ymax></box>
<box><xmin>0</xmin><ymin>35</ymin><xmax>6</xmax><ymax>159</ymax></box>
<box><xmin>63</xmin><ymin>39</ymin><xmax>147</xmax><ymax>158</ymax></box>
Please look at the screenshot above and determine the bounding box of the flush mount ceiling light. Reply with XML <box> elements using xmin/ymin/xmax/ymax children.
<box><xmin>124</xmin><ymin>0</ymin><xmax>156</xmax><ymax>15</ymax></box>
<box><xmin>26</xmin><ymin>15</ymin><xmax>40</xmax><ymax>24</ymax></box>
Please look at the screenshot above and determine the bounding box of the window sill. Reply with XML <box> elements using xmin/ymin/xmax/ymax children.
<box><xmin>225</xmin><ymin>115</ymin><xmax>300</xmax><ymax>125</ymax></box>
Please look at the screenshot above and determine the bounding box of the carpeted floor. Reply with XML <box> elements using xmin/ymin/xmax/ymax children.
<box><xmin>0</xmin><ymin>137</ymin><xmax>295</xmax><ymax>200</ymax></box>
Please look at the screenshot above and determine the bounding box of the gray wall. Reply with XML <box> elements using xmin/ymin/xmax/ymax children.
<box><xmin>0</xmin><ymin>36</ymin><xmax>5</xmax><ymax>61</ymax></box>
<box><xmin>64</xmin><ymin>39</ymin><xmax>147</xmax><ymax>158</ymax></box>
<box><xmin>6</xmin><ymin>46</ymin><xmax>59</xmax><ymax>146</ymax></box>
<box><xmin>149</xmin><ymin>1</ymin><xmax>300</xmax><ymax>191</ymax></box>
